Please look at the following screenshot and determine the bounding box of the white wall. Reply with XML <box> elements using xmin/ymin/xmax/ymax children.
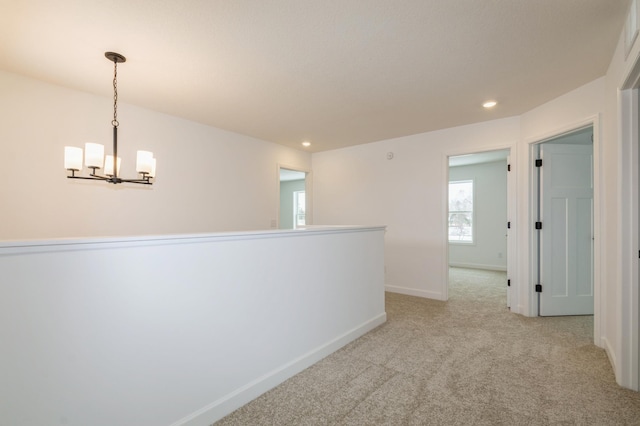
<box><xmin>312</xmin><ymin>117</ymin><xmax>520</xmax><ymax>300</ymax></box>
<box><xmin>603</xmin><ymin>3</ymin><xmax>640</xmax><ymax>390</ymax></box>
<box><xmin>449</xmin><ymin>160</ymin><xmax>507</xmax><ymax>271</ymax></box>
<box><xmin>0</xmin><ymin>227</ymin><xmax>386</xmax><ymax>426</ymax></box>
<box><xmin>0</xmin><ymin>70</ymin><xmax>311</xmax><ymax>241</ymax></box>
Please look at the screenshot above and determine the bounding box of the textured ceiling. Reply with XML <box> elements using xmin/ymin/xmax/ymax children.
<box><xmin>0</xmin><ymin>0</ymin><xmax>630</xmax><ymax>152</ymax></box>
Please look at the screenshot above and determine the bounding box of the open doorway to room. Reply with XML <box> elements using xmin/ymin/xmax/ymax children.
<box><xmin>279</xmin><ymin>167</ymin><xmax>308</xmax><ymax>229</ymax></box>
<box><xmin>448</xmin><ymin>149</ymin><xmax>512</xmax><ymax>308</ymax></box>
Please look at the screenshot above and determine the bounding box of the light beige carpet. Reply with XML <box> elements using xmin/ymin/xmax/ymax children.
<box><xmin>216</xmin><ymin>268</ymin><xmax>640</xmax><ymax>425</ymax></box>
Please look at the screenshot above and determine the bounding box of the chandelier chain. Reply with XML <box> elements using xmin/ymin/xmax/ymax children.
<box><xmin>112</xmin><ymin>61</ymin><xmax>119</xmax><ymax>127</ymax></box>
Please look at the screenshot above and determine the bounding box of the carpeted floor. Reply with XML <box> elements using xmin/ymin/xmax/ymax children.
<box><xmin>216</xmin><ymin>268</ymin><xmax>640</xmax><ymax>425</ymax></box>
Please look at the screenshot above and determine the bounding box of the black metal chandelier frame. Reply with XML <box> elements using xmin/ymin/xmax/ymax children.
<box><xmin>66</xmin><ymin>52</ymin><xmax>154</xmax><ymax>185</ymax></box>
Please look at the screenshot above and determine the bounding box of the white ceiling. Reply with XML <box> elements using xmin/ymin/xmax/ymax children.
<box><xmin>0</xmin><ymin>0</ymin><xmax>629</xmax><ymax>152</ymax></box>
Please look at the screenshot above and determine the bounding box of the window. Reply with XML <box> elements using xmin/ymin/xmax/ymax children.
<box><xmin>448</xmin><ymin>180</ymin><xmax>473</xmax><ymax>243</ymax></box>
<box><xmin>293</xmin><ymin>191</ymin><xmax>306</xmax><ymax>227</ymax></box>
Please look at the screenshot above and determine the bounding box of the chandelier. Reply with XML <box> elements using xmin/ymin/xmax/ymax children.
<box><xmin>64</xmin><ymin>52</ymin><xmax>156</xmax><ymax>185</ymax></box>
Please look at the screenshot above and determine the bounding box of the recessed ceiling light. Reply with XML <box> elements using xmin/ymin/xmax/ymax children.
<box><xmin>483</xmin><ymin>100</ymin><xmax>497</xmax><ymax>108</ymax></box>
<box><xmin>302</xmin><ymin>141</ymin><xmax>311</xmax><ymax>147</ymax></box>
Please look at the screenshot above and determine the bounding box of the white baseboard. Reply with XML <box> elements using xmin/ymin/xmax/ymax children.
<box><xmin>448</xmin><ymin>262</ymin><xmax>507</xmax><ymax>272</ymax></box>
<box><xmin>601</xmin><ymin>336</ymin><xmax>617</xmax><ymax>379</ymax></box>
<box><xmin>514</xmin><ymin>304</ymin><xmax>526</xmax><ymax>316</ymax></box>
<box><xmin>172</xmin><ymin>312</ymin><xmax>387</xmax><ymax>426</ymax></box>
<box><xmin>385</xmin><ymin>285</ymin><xmax>445</xmax><ymax>301</ymax></box>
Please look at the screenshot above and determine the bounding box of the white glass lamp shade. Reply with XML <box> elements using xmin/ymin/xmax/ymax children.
<box><xmin>84</xmin><ymin>143</ymin><xmax>105</xmax><ymax>169</ymax></box>
<box><xmin>148</xmin><ymin>158</ymin><xmax>156</xmax><ymax>178</ymax></box>
<box><xmin>64</xmin><ymin>146</ymin><xmax>83</xmax><ymax>171</ymax></box>
<box><xmin>104</xmin><ymin>155</ymin><xmax>122</xmax><ymax>177</ymax></box>
<box><xmin>136</xmin><ymin>150</ymin><xmax>154</xmax><ymax>174</ymax></box>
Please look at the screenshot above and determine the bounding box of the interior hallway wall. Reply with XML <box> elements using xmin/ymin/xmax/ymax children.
<box><xmin>0</xmin><ymin>70</ymin><xmax>311</xmax><ymax>240</ymax></box>
<box><xmin>601</xmin><ymin>11</ymin><xmax>640</xmax><ymax>390</ymax></box>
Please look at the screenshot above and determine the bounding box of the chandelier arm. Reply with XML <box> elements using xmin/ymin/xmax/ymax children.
<box><xmin>118</xmin><ymin>179</ymin><xmax>153</xmax><ymax>185</ymax></box>
<box><xmin>67</xmin><ymin>175</ymin><xmax>111</xmax><ymax>181</ymax></box>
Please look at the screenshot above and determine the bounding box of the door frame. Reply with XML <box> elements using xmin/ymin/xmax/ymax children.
<box><xmin>526</xmin><ymin>117</ymin><xmax>601</xmax><ymax>339</ymax></box>
<box><xmin>277</xmin><ymin>164</ymin><xmax>313</xmax><ymax>229</ymax></box>
<box><xmin>619</xmin><ymin>84</ymin><xmax>640</xmax><ymax>391</ymax></box>
<box><xmin>443</xmin><ymin>145</ymin><xmax>516</xmax><ymax>308</ymax></box>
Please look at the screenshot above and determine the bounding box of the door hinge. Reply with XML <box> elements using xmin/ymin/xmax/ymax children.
<box><xmin>535</xmin><ymin>284</ymin><xmax>542</xmax><ymax>293</ymax></box>
<box><xmin>507</xmin><ymin>279</ymin><xmax>511</xmax><ymax>287</ymax></box>
<box><xmin>507</xmin><ymin>164</ymin><xmax>511</xmax><ymax>172</ymax></box>
<box><xmin>535</xmin><ymin>221</ymin><xmax>542</xmax><ymax>230</ymax></box>
<box><xmin>535</xmin><ymin>159</ymin><xmax>543</xmax><ymax>167</ymax></box>
<box><xmin>507</xmin><ymin>221</ymin><xmax>511</xmax><ymax>229</ymax></box>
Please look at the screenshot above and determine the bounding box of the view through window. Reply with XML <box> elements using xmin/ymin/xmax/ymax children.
<box><xmin>448</xmin><ymin>180</ymin><xmax>473</xmax><ymax>242</ymax></box>
<box><xmin>294</xmin><ymin>191</ymin><xmax>305</xmax><ymax>227</ymax></box>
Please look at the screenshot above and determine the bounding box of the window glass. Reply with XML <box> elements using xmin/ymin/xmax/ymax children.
<box><xmin>449</xmin><ymin>180</ymin><xmax>473</xmax><ymax>242</ymax></box>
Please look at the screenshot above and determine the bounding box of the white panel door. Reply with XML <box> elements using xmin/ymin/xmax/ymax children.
<box><xmin>540</xmin><ymin>144</ymin><xmax>593</xmax><ymax>316</ymax></box>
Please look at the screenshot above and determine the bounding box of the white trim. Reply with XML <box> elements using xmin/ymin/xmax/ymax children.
<box><xmin>625</xmin><ymin>0</ymin><xmax>639</xmax><ymax>59</ymax></box>
<box><xmin>443</xmin><ymin>153</ymin><xmax>451</xmax><ymax>301</ymax></box>
<box><xmin>0</xmin><ymin>225</ymin><xmax>387</xmax><ymax>253</ymax></box>
<box><xmin>602</xmin><ymin>336</ymin><xmax>619</xmax><ymax>380</ymax></box>
<box><xmin>449</xmin><ymin>262</ymin><xmax>507</xmax><ymax>272</ymax></box>
<box><xmin>618</xmin><ymin>87</ymin><xmax>640</xmax><ymax>391</ymax></box>
<box><xmin>506</xmin><ymin>149</ymin><xmax>518</xmax><ymax>312</ymax></box>
<box><xmin>594</xmin><ymin>116</ymin><xmax>603</xmax><ymax>348</ymax></box>
<box><xmin>385</xmin><ymin>285</ymin><xmax>446</xmax><ymax>301</ymax></box>
<box><xmin>528</xmin><ymin>142</ymin><xmax>541</xmax><ymax>317</ymax></box>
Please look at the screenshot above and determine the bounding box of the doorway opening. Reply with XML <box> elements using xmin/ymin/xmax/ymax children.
<box><xmin>447</xmin><ymin>149</ymin><xmax>511</xmax><ymax>308</ymax></box>
<box><xmin>531</xmin><ymin>126</ymin><xmax>594</xmax><ymax>317</ymax></box>
<box><xmin>279</xmin><ymin>167</ymin><xmax>308</xmax><ymax>229</ymax></box>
